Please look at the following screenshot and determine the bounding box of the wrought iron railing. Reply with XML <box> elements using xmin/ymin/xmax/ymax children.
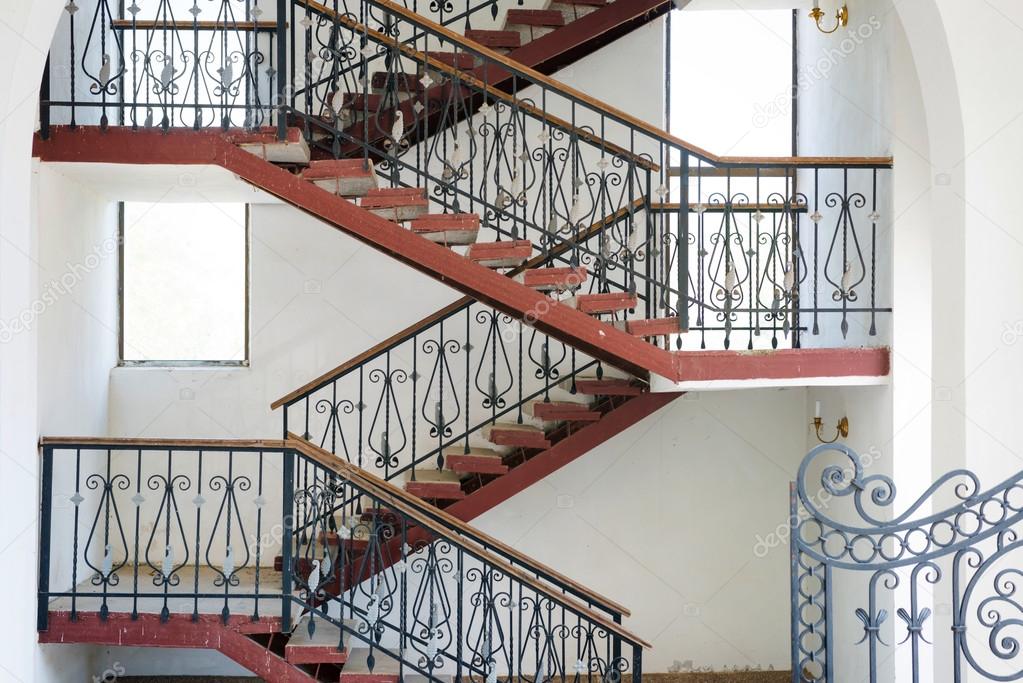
<box><xmin>288</xmin><ymin>438</ymin><xmax>648</xmax><ymax>683</ymax></box>
<box><xmin>36</xmin><ymin>438</ymin><xmax>288</xmax><ymax>628</ymax></box>
<box><xmin>284</xmin><ymin>0</ymin><xmax>892</xmax><ymax>345</ymax></box>
<box><xmin>40</xmin><ymin>0</ymin><xmax>893</xmax><ymax>351</ymax></box>
<box><xmin>39</xmin><ymin>0</ymin><xmax>520</xmax><ymax>132</ymax></box>
<box><xmin>37</xmin><ymin>437</ymin><xmax>645</xmax><ymax>679</ymax></box>
<box><xmin>790</xmin><ymin>444</ymin><xmax>1023</xmax><ymax>682</ymax></box>
<box><xmin>274</xmin><ymin>294</ymin><xmax>627</xmax><ymax>485</ymax></box>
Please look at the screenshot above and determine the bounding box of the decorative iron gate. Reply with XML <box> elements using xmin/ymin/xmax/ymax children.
<box><xmin>790</xmin><ymin>443</ymin><xmax>1023</xmax><ymax>682</ymax></box>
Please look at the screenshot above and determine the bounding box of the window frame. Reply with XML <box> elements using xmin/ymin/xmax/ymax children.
<box><xmin>117</xmin><ymin>201</ymin><xmax>251</xmax><ymax>368</ymax></box>
<box><xmin>664</xmin><ymin>8</ymin><xmax>799</xmax><ymax>158</ymax></box>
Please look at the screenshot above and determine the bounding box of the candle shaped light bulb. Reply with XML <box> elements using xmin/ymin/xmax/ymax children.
<box><xmin>815</xmin><ymin>401</ymin><xmax>821</xmax><ymax>419</ymax></box>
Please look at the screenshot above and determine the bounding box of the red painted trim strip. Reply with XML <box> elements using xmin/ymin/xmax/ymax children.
<box><xmin>286</xmin><ymin>643</ymin><xmax>348</xmax><ymax>664</ymax></box>
<box><xmin>33</xmin><ymin>127</ymin><xmax>673</xmax><ymax>380</ymax></box>
<box><xmin>672</xmin><ymin>347</ymin><xmax>891</xmax><ymax>381</ymax></box>
<box><xmin>405</xmin><ymin>481</ymin><xmax>466</xmax><ymax>500</ymax></box>
<box><xmin>445</xmin><ymin>454</ymin><xmax>509</xmax><ymax>475</ymax></box>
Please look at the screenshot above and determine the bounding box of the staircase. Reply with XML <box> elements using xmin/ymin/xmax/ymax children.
<box><xmin>33</xmin><ymin>0</ymin><xmax>894</xmax><ymax>679</ymax></box>
<box><xmin>37</xmin><ymin>438</ymin><xmax>648</xmax><ymax>682</ymax></box>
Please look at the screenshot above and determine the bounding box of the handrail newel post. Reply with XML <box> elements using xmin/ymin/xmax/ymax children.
<box><xmin>275</xmin><ymin>0</ymin><xmax>288</xmax><ymax>141</ymax></box>
<box><xmin>37</xmin><ymin>445</ymin><xmax>54</xmax><ymax>631</ymax></box>
<box><xmin>40</xmin><ymin>55</ymin><xmax>51</xmax><ymax>141</ymax></box>
<box><xmin>612</xmin><ymin>611</ymin><xmax>622</xmax><ymax>670</ymax></box>
<box><xmin>678</xmin><ymin>151</ymin><xmax>690</xmax><ymax>336</ymax></box>
<box><xmin>280</xmin><ymin>446</ymin><xmax>296</xmax><ymax>632</ymax></box>
<box><xmin>631</xmin><ymin>642</ymin><xmax>642</xmax><ymax>683</ymax></box>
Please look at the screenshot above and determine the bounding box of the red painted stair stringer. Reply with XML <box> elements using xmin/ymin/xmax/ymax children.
<box><xmin>445</xmin><ymin>390</ymin><xmax>680</xmax><ymax>520</ymax></box>
<box><xmin>33</xmin><ymin>126</ymin><xmax>675</xmax><ymax>380</ymax></box>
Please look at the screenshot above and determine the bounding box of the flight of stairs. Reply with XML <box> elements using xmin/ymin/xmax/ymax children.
<box><xmin>308</xmin><ymin>0</ymin><xmax>648</xmax><ymax>160</ymax></box>
<box><xmin>240</xmin><ymin>128</ymin><xmax>679</xmax><ymax>345</ymax></box>
<box><xmin>398</xmin><ymin>372</ymin><xmax>646</xmax><ymax>503</ymax></box>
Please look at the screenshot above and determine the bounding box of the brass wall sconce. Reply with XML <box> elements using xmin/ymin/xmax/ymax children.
<box><xmin>813</xmin><ymin>401</ymin><xmax>849</xmax><ymax>443</ymax></box>
<box><xmin>810</xmin><ymin>1</ymin><xmax>849</xmax><ymax>34</ymax></box>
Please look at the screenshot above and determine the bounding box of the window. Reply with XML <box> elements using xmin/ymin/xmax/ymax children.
<box><xmin>667</xmin><ymin>8</ymin><xmax>794</xmax><ymax>156</ymax></box>
<box><xmin>120</xmin><ymin>202</ymin><xmax>248</xmax><ymax>365</ymax></box>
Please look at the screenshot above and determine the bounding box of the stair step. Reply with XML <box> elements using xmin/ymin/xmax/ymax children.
<box><xmin>516</xmin><ymin>266</ymin><xmax>587</xmax><ymax>292</ymax></box>
<box><xmin>482</xmin><ymin>422</ymin><xmax>552</xmax><ymax>449</ymax></box>
<box><xmin>409</xmin><ymin>213</ymin><xmax>481</xmax><ymax>245</ymax></box>
<box><xmin>569</xmin><ymin>292</ymin><xmax>638</xmax><ymax>314</ymax></box>
<box><xmin>527</xmin><ymin>400</ymin><xmax>602</xmax><ymax>422</ymax></box>
<box><xmin>550</xmin><ymin>0</ymin><xmax>606</xmax><ymax>22</ymax></box>
<box><xmin>341</xmin><ymin>648</ymin><xmax>402</xmax><ymax>683</ymax></box>
<box><xmin>229</xmin><ymin>126</ymin><xmax>310</xmax><ymax>164</ymax></box>
<box><xmin>285</xmin><ymin>621</ymin><xmax>348</xmax><ymax>665</ymax></box>
<box><xmin>371</xmin><ymin>71</ymin><xmax>424</xmax><ymax>92</ymax></box>
<box><xmin>506</xmin><ymin>9</ymin><xmax>566</xmax><ymax>26</ymax></box>
<box><xmin>404</xmin><ymin>469</ymin><xmax>466</xmax><ymax>500</ymax></box>
<box><xmin>428</xmin><ymin>51</ymin><xmax>478</xmax><ymax>70</ymax></box>
<box><xmin>444</xmin><ymin>447</ymin><xmax>509</xmax><ymax>475</ymax></box>
<box><xmin>318</xmin><ymin>523</ymin><xmax>375</xmax><ymax>550</ymax></box>
<box><xmin>568</xmin><ymin>377</ymin><xmax>644</xmax><ymax>397</ymax></box>
<box><xmin>302</xmin><ymin>159</ymin><xmax>378</xmax><ymax>197</ymax></box>
<box><xmin>615</xmin><ymin>316</ymin><xmax>682</xmax><ymax>338</ymax></box>
<box><xmin>359</xmin><ymin>507</ymin><xmax>400</xmax><ymax>524</ymax></box>
<box><xmin>342</xmin><ymin>92</ymin><xmax>386</xmax><ymax>111</ymax></box>
<box><xmin>466</xmin><ymin>240</ymin><xmax>533</xmax><ymax>268</ymax></box>
<box><xmin>361</xmin><ymin>187</ymin><xmax>429</xmax><ymax>221</ymax></box>
<box><xmin>465</xmin><ymin>29</ymin><xmax>522</xmax><ymax>49</ymax></box>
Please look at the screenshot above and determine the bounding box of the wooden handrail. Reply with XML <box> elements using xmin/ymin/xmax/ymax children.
<box><xmin>296</xmin><ymin>0</ymin><xmax>657</xmax><ymax>172</ymax></box>
<box><xmin>270</xmin><ymin>198</ymin><xmax>646</xmax><ymax>409</ymax></box>
<box><xmin>650</xmin><ymin>202</ymin><xmax>808</xmax><ymax>212</ymax></box>
<box><xmin>349</xmin><ymin>0</ymin><xmax>892</xmax><ymax>169</ymax></box>
<box><xmin>39</xmin><ymin>436</ymin><xmax>289</xmax><ymax>449</ymax></box>
<box><xmin>110</xmin><ymin>19</ymin><xmax>280</xmax><ymax>30</ymax></box>
<box><xmin>289</xmin><ymin>436</ymin><xmax>648</xmax><ymax>643</ymax></box>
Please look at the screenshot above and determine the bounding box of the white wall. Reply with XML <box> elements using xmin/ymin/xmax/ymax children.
<box><xmin>474</xmin><ymin>389</ymin><xmax>808</xmax><ymax>672</ymax></box>
<box><xmin>11</xmin><ymin>0</ymin><xmax>1002</xmax><ymax>679</ymax></box>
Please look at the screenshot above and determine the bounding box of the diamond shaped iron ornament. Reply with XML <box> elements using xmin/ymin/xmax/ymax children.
<box><xmin>127</xmin><ymin>2</ymin><xmax>140</xmax><ymax>16</ymax></box>
<box><xmin>65</xmin><ymin>1</ymin><xmax>79</xmax><ymax>14</ymax></box>
<box><xmin>70</xmin><ymin>491</ymin><xmax>84</xmax><ymax>506</ymax></box>
<box><xmin>193</xmin><ymin>494</ymin><xmax>206</xmax><ymax>507</ymax></box>
<box><xmin>131</xmin><ymin>493</ymin><xmax>145</xmax><ymax>506</ymax></box>
<box><xmin>810</xmin><ymin>210</ymin><xmax>823</xmax><ymax>223</ymax></box>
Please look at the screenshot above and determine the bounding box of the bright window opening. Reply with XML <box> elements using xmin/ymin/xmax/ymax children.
<box><xmin>668</xmin><ymin>9</ymin><xmax>794</xmax><ymax>156</ymax></box>
<box><xmin>121</xmin><ymin>202</ymin><xmax>248</xmax><ymax>364</ymax></box>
